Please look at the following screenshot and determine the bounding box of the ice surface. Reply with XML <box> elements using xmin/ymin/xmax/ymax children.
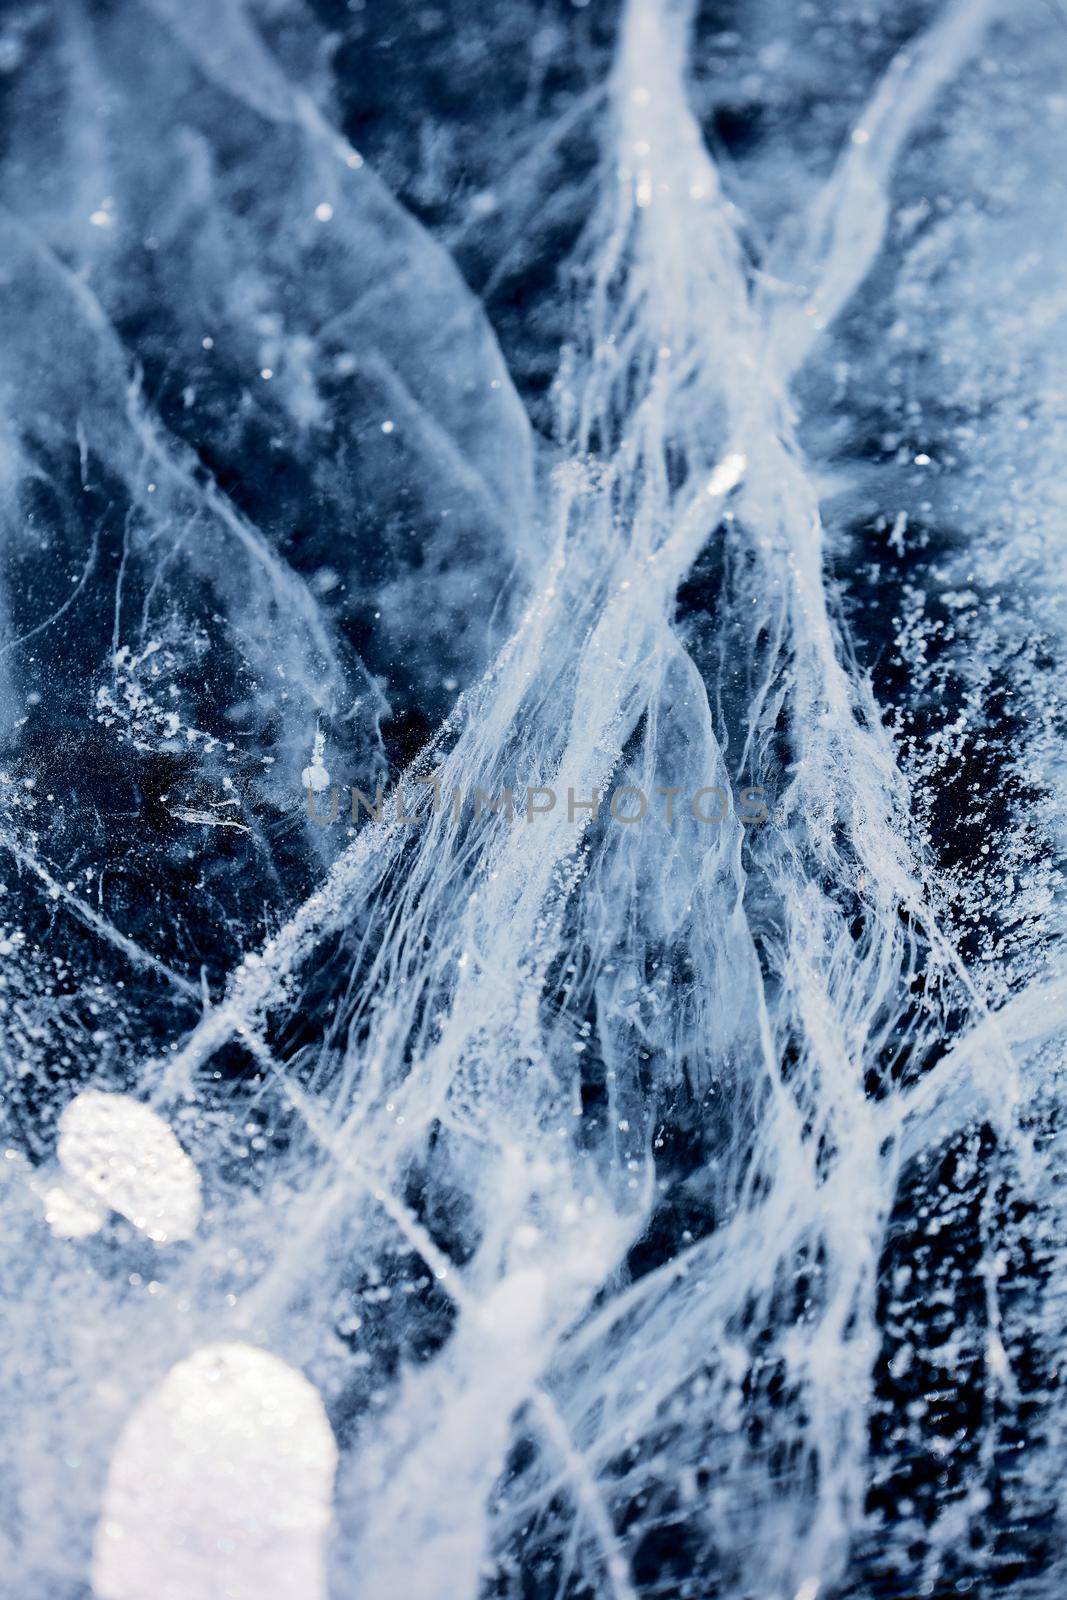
<box><xmin>0</xmin><ymin>0</ymin><xmax>1065</xmax><ymax>1597</ymax></box>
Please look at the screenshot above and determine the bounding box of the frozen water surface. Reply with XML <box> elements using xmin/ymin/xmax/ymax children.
<box><xmin>0</xmin><ymin>0</ymin><xmax>1065</xmax><ymax>1597</ymax></box>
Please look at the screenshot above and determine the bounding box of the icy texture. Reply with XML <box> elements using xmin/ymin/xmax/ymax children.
<box><xmin>0</xmin><ymin>1</ymin><xmax>1064</xmax><ymax>1598</ymax></box>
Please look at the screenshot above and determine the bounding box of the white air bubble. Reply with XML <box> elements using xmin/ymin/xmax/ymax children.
<box><xmin>92</xmin><ymin>1343</ymin><xmax>337</xmax><ymax>1600</ymax></box>
<box><xmin>53</xmin><ymin>1091</ymin><xmax>201</xmax><ymax>1243</ymax></box>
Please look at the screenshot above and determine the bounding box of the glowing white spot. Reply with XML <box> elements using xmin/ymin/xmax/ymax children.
<box><xmin>381</xmin><ymin>419</ymin><xmax>395</xmax><ymax>434</ymax></box>
<box><xmin>54</xmin><ymin>1091</ymin><xmax>201</xmax><ymax>1243</ymax></box>
<box><xmin>794</xmin><ymin>1581</ymin><xmax>820</xmax><ymax>1600</ymax></box>
<box><xmin>914</xmin><ymin>452</ymin><xmax>931</xmax><ymax>465</ymax></box>
<box><xmin>260</xmin><ymin>368</ymin><xmax>273</xmax><ymax>380</ymax></box>
<box><xmin>314</xmin><ymin>202</ymin><xmax>333</xmax><ymax>222</ymax></box>
<box><xmin>705</xmin><ymin>452</ymin><xmax>747</xmax><ymax>497</ymax></box>
<box><xmin>38</xmin><ymin>1181</ymin><xmax>106</xmax><ymax>1239</ymax></box>
<box><xmin>92</xmin><ymin>1344</ymin><xmax>337</xmax><ymax>1600</ymax></box>
<box><xmin>89</xmin><ymin>210</ymin><xmax>113</xmax><ymax>228</ymax></box>
<box><xmin>301</xmin><ymin>728</ymin><xmax>330</xmax><ymax>794</ymax></box>
<box><xmin>851</xmin><ymin>128</ymin><xmax>870</xmax><ymax>145</ymax></box>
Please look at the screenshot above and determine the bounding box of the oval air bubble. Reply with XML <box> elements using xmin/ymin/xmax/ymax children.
<box><xmin>54</xmin><ymin>1091</ymin><xmax>201</xmax><ymax>1243</ymax></box>
<box><xmin>92</xmin><ymin>1342</ymin><xmax>337</xmax><ymax>1600</ymax></box>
